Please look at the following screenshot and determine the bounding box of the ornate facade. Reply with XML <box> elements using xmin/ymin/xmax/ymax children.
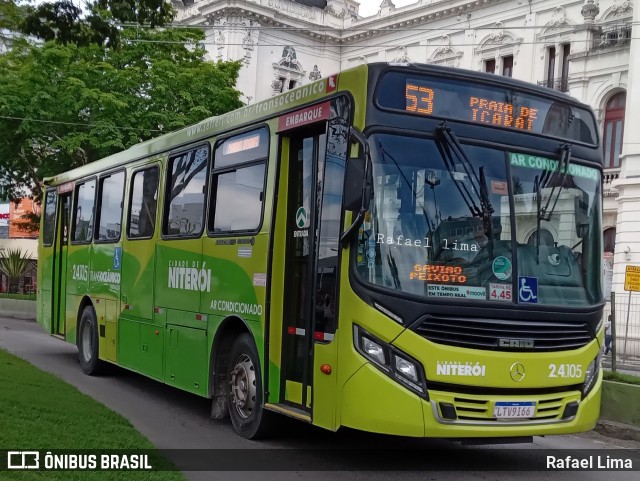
<box><xmin>175</xmin><ymin>0</ymin><xmax>637</xmax><ymax>296</ymax></box>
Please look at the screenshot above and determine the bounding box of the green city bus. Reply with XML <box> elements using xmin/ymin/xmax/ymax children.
<box><xmin>37</xmin><ymin>62</ymin><xmax>604</xmax><ymax>440</ymax></box>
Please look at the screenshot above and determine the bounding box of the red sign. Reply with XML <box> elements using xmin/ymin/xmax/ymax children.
<box><xmin>326</xmin><ymin>75</ymin><xmax>337</xmax><ymax>93</ymax></box>
<box><xmin>278</xmin><ymin>101</ymin><xmax>330</xmax><ymax>132</ymax></box>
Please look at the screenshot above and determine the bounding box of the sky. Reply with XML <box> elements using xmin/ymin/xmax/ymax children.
<box><xmin>358</xmin><ymin>0</ymin><xmax>416</xmax><ymax>18</ymax></box>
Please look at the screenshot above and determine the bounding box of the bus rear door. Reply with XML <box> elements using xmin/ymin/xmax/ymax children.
<box><xmin>52</xmin><ymin>192</ymin><xmax>71</xmax><ymax>337</ymax></box>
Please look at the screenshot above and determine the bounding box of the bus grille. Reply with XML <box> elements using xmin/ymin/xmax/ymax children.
<box><xmin>413</xmin><ymin>316</ymin><xmax>593</xmax><ymax>352</ymax></box>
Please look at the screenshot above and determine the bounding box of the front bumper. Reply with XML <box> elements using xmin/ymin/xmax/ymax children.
<box><xmin>340</xmin><ymin>361</ymin><xmax>602</xmax><ymax>437</ymax></box>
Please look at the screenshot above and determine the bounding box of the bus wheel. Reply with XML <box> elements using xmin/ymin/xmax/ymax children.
<box><xmin>227</xmin><ymin>333</ymin><xmax>272</xmax><ymax>439</ymax></box>
<box><xmin>78</xmin><ymin>306</ymin><xmax>104</xmax><ymax>375</ymax></box>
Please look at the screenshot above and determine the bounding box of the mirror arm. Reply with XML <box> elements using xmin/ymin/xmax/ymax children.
<box><xmin>341</xmin><ymin>127</ymin><xmax>371</xmax><ymax>248</ymax></box>
<box><xmin>340</xmin><ymin>207</ymin><xmax>366</xmax><ymax>247</ymax></box>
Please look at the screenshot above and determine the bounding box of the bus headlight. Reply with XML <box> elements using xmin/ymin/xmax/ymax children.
<box><xmin>394</xmin><ymin>355</ymin><xmax>418</xmax><ymax>383</ymax></box>
<box><xmin>354</xmin><ymin>324</ymin><xmax>427</xmax><ymax>397</ymax></box>
<box><xmin>582</xmin><ymin>350</ymin><xmax>602</xmax><ymax>398</ymax></box>
<box><xmin>362</xmin><ymin>336</ymin><xmax>387</xmax><ymax>367</ymax></box>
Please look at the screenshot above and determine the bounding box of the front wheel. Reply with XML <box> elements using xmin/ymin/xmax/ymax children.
<box><xmin>78</xmin><ymin>306</ymin><xmax>105</xmax><ymax>375</ymax></box>
<box><xmin>227</xmin><ymin>333</ymin><xmax>273</xmax><ymax>439</ymax></box>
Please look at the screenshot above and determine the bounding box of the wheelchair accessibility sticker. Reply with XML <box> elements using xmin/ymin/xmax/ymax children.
<box><xmin>518</xmin><ymin>276</ymin><xmax>538</xmax><ymax>303</ymax></box>
<box><xmin>113</xmin><ymin>247</ymin><xmax>122</xmax><ymax>270</ymax></box>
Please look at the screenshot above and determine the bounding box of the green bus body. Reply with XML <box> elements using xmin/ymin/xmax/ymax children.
<box><xmin>37</xmin><ymin>63</ymin><xmax>604</xmax><ymax>439</ymax></box>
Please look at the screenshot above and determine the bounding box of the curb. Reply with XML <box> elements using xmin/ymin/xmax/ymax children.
<box><xmin>2</xmin><ymin>312</ymin><xmax>36</xmax><ymax>322</ymax></box>
<box><xmin>595</xmin><ymin>420</ymin><xmax>640</xmax><ymax>442</ymax></box>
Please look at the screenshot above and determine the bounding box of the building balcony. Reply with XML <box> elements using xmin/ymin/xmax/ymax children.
<box><xmin>591</xmin><ymin>24</ymin><xmax>632</xmax><ymax>51</ymax></box>
<box><xmin>603</xmin><ymin>168</ymin><xmax>621</xmax><ymax>197</ymax></box>
<box><xmin>537</xmin><ymin>77</ymin><xmax>568</xmax><ymax>92</ymax></box>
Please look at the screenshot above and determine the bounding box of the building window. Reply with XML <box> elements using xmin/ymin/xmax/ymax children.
<box><xmin>485</xmin><ymin>59</ymin><xmax>495</xmax><ymax>74</ymax></box>
<box><xmin>502</xmin><ymin>55</ymin><xmax>513</xmax><ymax>77</ymax></box>
<box><xmin>603</xmin><ymin>92</ymin><xmax>626</xmax><ymax>169</ymax></box>
<box><xmin>603</xmin><ymin>227</ymin><xmax>616</xmax><ymax>253</ymax></box>
<box><xmin>561</xmin><ymin>44</ymin><xmax>570</xmax><ymax>79</ymax></box>
<box><xmin>527</xmin><ymin>229</ymin><xmax>555</xmax><ymax>246</ymax></box>
<box><xmin>603</xmin><ymin>227</ymin><xmax>615</xmax><ymax>300</ymax></box>
<box><xmin>546</xmin><ymin>46</ymin><xmax>556</xmax><ymax>84</ymax></box>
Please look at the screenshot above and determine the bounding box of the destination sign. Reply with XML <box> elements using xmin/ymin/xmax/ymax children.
<box><xmin>223</xmin><ymin>134</ymin><xmax>260</xmax><ymax>155</ymax></box>
<box><xmin>375</xmin><ymin>71</ymin><xmax>598</xmax><ymax>145</ymax></box>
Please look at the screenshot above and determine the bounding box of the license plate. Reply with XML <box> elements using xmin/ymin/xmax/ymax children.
<box><xmin>493</xmin><ymin>401</ymin><xmax>536</xmax><ymax>419</ymax></box>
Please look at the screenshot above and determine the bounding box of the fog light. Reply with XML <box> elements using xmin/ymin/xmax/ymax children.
<box><xmin>439</xmin><ymin>402</ymin><xmax>457</xmax><ymax>420</ymax></box>
<box><xmin>562</xmin><ymin>401</ymin><xmax>579</xmax><ymax>419</ymax></box>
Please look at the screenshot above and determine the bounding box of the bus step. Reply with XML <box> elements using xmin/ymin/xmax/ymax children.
<box><xmin>51</xmin><ymin>334</ymin><xmax>65</xmax><ymax>341</ymax></box>
<box><xmin>264</xmin><ymin>403</ymin><xmax>311</xmax><ymax>422</ymax></box>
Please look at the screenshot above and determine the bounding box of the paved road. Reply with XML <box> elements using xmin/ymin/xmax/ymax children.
<box><xmin>1</xmin><ymin>316</ymin><xmax>638</xmax><ymax>481</ymax></box>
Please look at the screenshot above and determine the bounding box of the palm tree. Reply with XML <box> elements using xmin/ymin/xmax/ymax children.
<box><xmin>0</xmin><ymin>247</ymin><xmax>32</xmax><ymax>294</ymax></box>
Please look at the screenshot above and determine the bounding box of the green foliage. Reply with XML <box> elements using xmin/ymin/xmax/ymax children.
<box><xmin>0</xmin><ymin>0</ymin><xmax>26</xmax><ymax>32</ymax></box>
<box><xmin>0</xmin><ymin>248</ymin><xmax>32</xmax><ymax>293</ymax></box>
<box><xmin>604</xmin><ymin>370</ymin><xmax>640</xmax><ymax>386</ymax></box>
<box><xmin>0</xmin><ymin>28</ymin><xmax>244</xmax><ymax>202</ymax></box>
<box><xmin>21</xmin><ymin>1</ymin><xmax>176</xmax><ymax>48</ymax></box>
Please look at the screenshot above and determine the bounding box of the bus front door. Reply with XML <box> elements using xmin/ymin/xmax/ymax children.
<box><xmin>279</xmin><ymin>126</ymin><xmax>327</xmax><ymax>413</ymax></box>
<box><xmin>52</xmin><ymin>193</ymin><xmax>70</xmax><ymax>336</ymax></box>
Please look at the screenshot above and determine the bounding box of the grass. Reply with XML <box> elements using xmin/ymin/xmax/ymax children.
<box><xmin>603</xmin><ymin>369</ymin><xmax>640</xmax><ymax>386</ymax></box>
<box><xmin>0</xmin><ymin>293</ymin><xmax>36</xmax><ymax>300</ymax></box>
<box><xmin>0</xmin><ymin>348</ymin><xmax>187</xmax><ymax>480</ymax></box>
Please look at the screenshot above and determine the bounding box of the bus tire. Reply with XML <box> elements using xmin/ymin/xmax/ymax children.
<box><xmin>78</xmin><ymin>306</ymin><xmax>105</xmax><ymax>375</ymax></box>
<box><xmin>227</xmin><ymin>333</ymin><xmax>273</xmax><ymax>439</ymax></box>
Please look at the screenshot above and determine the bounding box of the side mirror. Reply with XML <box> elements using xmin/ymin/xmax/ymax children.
<box><xmin>340</xmin><ymin>127</ymin><xmax>372</xmax><ymax>246</ymax></box>
<box><xmin>344</xmin><ymin>155</ymin><xmax>367</xmax><ymax>212</ymax></box>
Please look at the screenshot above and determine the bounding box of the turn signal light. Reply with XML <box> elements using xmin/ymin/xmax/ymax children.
<box><xmin>320</xmin><ymin>364</ymin><xmax>332</xmax><ymax>375</ymax></box>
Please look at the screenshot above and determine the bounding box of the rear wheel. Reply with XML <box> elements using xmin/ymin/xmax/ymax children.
<box><xmin>78</xmin><ymin>306</ymin><xmax>105</xmax><ymax>375</ymax></box>
<box><xmin>227</xmin><ymin>333</ymin><xmax>273</xmax><ymax>439</ymax></box>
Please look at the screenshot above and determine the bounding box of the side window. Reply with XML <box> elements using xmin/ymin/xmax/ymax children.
<box><xmin>164</xmin><ymin>145</ymin><xmax>209</xmax><ymax>237</ymax></box>
<box><xmin>42</xmin><ymin>189</ymin><xmax>57</xmax><ymax>246</ymax></box>
<box><xmin>128</xmin><ymin>166</ymin><xmax>159</xmax><ymax>239</ymax></box>
<box><xmin>72</xmin><ymin>179</ymin><xmax>96</xmax><ymax>243</ymax></box>
<box><xmin>96</xmin><ymin>171</ymin><xmax>125</xmax><ymax>242</ymax></box>
<box><xmin>210</xmin><ymin>128</ymin><xmax>268</xmax><ymax>234</ymax></box>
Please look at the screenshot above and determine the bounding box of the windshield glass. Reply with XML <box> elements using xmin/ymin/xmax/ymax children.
<box><xmin>355</xmin><ymin>133</ymin><xmax>602</xmax><ymax>306</ymax></box>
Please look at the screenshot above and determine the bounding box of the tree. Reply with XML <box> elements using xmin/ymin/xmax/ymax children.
<box><xmin>0</xmin><ymin>248</ymin><xmax>32</xmax><ymax>293</ymax></box>
<box><xmin>21</xmin><ymin>1</ymin><xmax>175</xmax><ymax>49</ymax></box>
<box><xmin>0</xmin><ymin>24</ymin><xmax>244</xmax><ymax>205</ymax></box>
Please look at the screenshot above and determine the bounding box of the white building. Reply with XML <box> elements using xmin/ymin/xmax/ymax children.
<box><xmin>175</xmin><ymin>0</ymin><xmax>636</xmax><ymax>293</ymax></box>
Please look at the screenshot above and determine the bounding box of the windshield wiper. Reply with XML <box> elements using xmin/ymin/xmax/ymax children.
<box><xmin>533</xmin><ymin>143</ymin><xmax>572</xmax><ymax>263</ymax></box>
<box><xmin>435</xmin><ymin>124</ymin><xmax>481</xmax><ymax>218</ymax></box>
<box><xmin>538</xmin><ymin>143</ymin><xmax>572</xmax><ymax>222</ymax></box>
<box><xmin>436</xmin><ymin>123</ymin><xmax>495</xmax><ymax>254</ymax></box>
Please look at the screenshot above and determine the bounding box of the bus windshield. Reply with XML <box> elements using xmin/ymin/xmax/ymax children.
<box><xmin>355</xmin><ymin>132</ymin><xmax>603</xmax><ymax>306</ymax></box>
